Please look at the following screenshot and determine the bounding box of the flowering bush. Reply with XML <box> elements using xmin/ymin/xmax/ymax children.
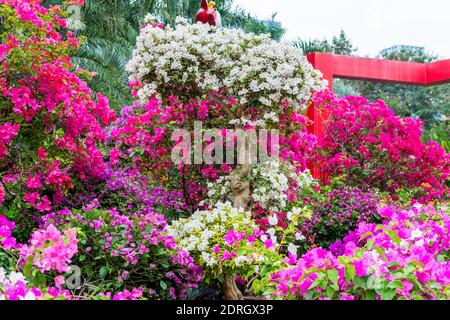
<box><xmin>0</xmin><ymin>267</ymin><xmax>73</xmax><ymax>300</ymax></box>
<box><xmin>314</xmin><ymin>90</ymin><xmax>450</xmax><ymax>200</ymax></box>
<box><xmin>19</xmin><ymin>224</ymin><xmax>78</xmax><ymax>274</ymax></box>
<box><xmin>0</xmin><ymin>214</ymin><xmax>17</xmax><ymax>250</ymax></box>
<box><xmin>168</xmin><ymin>202</ymin><xmax>275</xmax><ymax>281</ymax></box>
<box><xmin>299</xmin><ymin>187</ymin><xmax>383</xmax><ymax>253</ymax></box>
<box><xmin>121</xmin><ymin>16</ymin><xmax>325</xmax><ymax>236</ymax></box>
<box><xmin>61</xmin><ymin>164</ymin><xmax>186</xmax><ymax>219</ymax></box>
<box><xmin>109</xmin><ymin>95</ymin><xmax>319</xmax><ymax>215</ymax></box>
<box><xmin>264</xmin><ymin>204</ymin><xmax>450</xmax><ymax>300</ymax></box>
<box><xmin>42</xmin><ymin>206</ymin><xmax>203</xmax><ymax>299</ymax></box>
<box><xmin>0</xmin><ymin>214</ymin><xmax>77</xmax><ymax>299</ymax></box>
<box><xmin>0</xmin><ymin>0</ymin><xmax>116</xmax><ymax>215</ymax></box>
<box><xmin>1</xmin><ymin>214</ymin><xmax>152</xmax><ymax>300</ymax></box>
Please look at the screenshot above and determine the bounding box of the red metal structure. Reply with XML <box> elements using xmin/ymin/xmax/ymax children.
<box><xmin>305</xmin><ymin>52</ymin><xmax>450</xmax><ymax>179</ymax></box>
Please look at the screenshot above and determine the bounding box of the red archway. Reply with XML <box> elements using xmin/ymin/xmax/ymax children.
<box><xmin>305</xmin><ymin>52</ymin><xmax>450</xmax><ymax>179</ymax></box>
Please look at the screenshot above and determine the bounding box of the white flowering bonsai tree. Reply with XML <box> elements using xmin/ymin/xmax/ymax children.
<box><xmin>126</xmin><ymin>12</ymin><xmax>325</xmax><ymax>299</ymax></box>
<box><xmin>168</xmin><ymin>202</ymin><xmax>280</xmax><ymax>299</ymax></box>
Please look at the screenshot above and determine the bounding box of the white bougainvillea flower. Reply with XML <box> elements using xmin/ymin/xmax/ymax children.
<box><xmin>127</xmin><ymin>16</ymin><xmax>325</xmax><ymax>109</ymax></box>
<box><xmin>268</xmin><ymin>215</ymin><xmax>278</xmax><ymax>226</ymax></box>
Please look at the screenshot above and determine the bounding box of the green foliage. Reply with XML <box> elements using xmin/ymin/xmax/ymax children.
<box><xmin>292</xmin><ymin>30</ymin><xmax>357</xmax><ymax>97</ymax></box>
<box><xmin>240</xmin><ymin>12</ymin><xmax>285</xmax><ymax>41</ymax></box>
<box><xmin>292</xmin><ymin>38</ymin><xmax>332</xmax><ymax>55</ymax></box>
<box><xmin>292</xmin><ymin>30</ymin><xmax>356</xmax><ymax>55</ymax></box>
<box><xmin>45</xmin><ymin>207</ymin><xmax>201</xmax><ymax>299</ymax></box>
<box><xmin>423</xmin><ymin>120</ymin><xmax>450</xmax><ymax>152</ymax></box>
<box><xmin>72</xmin><ymin>38</ymin><xmax>133</xmax><ymax>111</ymax></box>
<box><xmin>331</xmin><ymin>30</ymin><xmax>357</xmax><ymax>55</ymax></box>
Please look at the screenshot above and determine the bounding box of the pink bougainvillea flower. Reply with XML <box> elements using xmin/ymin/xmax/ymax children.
<box><xmin>223</xmin><ymin>230</ymin><xmax>245</xmax><ymax>247</ymax></box>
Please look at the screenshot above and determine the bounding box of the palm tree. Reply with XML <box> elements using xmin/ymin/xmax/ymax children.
<box><xmin>292</xmin><ymin>39</ymin><xmax>332</xmax><ymax>55</ymax></box>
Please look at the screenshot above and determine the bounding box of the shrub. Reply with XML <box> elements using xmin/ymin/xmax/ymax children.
<box><xmin>264</xmin><ymin>204</ymin><xmax>450</xmax><ymax>300</ymax></box>
<box><xmin>127</xmin><ymin>15</ymin><xmax>324</xmax><ymax>109</ymax></box>
<box><xmin>60</xmin><ymin>164</ymin><xmax>186</xmax><ymax>219</ymax></box>
<box><xmin>0</xmin><ymin>0</ymin><xmax>116</xmax><ymax>217</ymax></box>
<box><xmin>120</xmin><ymin>16</ymin><xmax>324</xmax><ymax>223</ymax></box>
<box><xmin>41</xmin><ymin>206</ymin><xmax>203</xmax><ymax>299</ymax></box>
<box><xmin>314</xmin><ymin>90</ymin><xmax>450</xmax><ymax>201</ymax></box>
<box><xmin>0</xmin><ymin>214</ymin><xmax>76</xmax><ymax>299</ymax></box>
<box><xmin>109</xmin><ymin>97</ymin><xmax>319</xmax><ymax>214</ymax></box>
<box><xmin>168</xmin><ymin>202</ymin><xmax>274</xmax><ymax>281</ymax></box>
<box><xmin>299</xmin><ymin>187</ymin><xmax>383</xmax><ymax>253</ymax></box>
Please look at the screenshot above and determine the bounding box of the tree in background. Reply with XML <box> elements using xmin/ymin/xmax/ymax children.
<box><xmin>43</xmin><ymin>0</ymin><xmax>285</xmax><ymax>111</ymax></box>
<box><xmin>292</xmin><ymin>30</ymin><xmax>356</xmax><ymax>55</ymax></box>
<box><xmin>292</xmin><ymin>30</ymin><xmax>359</xmax><ymax>96</ymax></box>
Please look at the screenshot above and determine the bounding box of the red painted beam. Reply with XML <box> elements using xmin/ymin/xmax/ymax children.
<box><xmin>332</xmin><ymin>54</ymin><xmax>428</xmax><ymax>85</ymax></box>
<box><xmin>427</xmin><ymin>59</ymin><xmax>450</xmax><ymax>86</ymax></box>
<box><xmin>306</xmin><ymin>52</ymin><xmax>450</xmax><ymax>87</ymax></box>
<box><xmin>307</xmin><ymin>53</ymin><xmax>334</xmax><ymax>90</ymax></box>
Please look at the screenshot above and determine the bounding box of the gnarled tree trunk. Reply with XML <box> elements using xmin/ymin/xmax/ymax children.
<box><xmin>221</xmin><ymin>274</ymin><xmax>244</xmax><ymax>300</ymax></box>
<box><xmin>221</xmin><ymin>125</ymin><xmax>253</xmax><ymax>300</ymax></box>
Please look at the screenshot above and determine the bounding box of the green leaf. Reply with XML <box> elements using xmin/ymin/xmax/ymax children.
<box><xmin>386</xmin><ymin>230</ymin><xmax>401</xmax><ymax>245</ymax></box>
<box><xmin>326</xmin><ymin>286</ymin><xmax>335</xmax><ymax>299</ymax></box>
<box><xmin>99</xmin><ymin>266</ymin><xmax>109</xmax><ymax>278</ymax></box>
<box><xmin>353</xmin><ymin>276</ymin><xmax>365</xmax><ymax>289</ymax></box>
<box><xmin>327</xmin><ymin>269</ymin><xmax>339</xmax><ymax>290</ymax></box>
<box><xmin>32</xmin><ymin>271</ymin><xmax>47</xmax><ymax>288</ymax></box>
<box><xmin>387</xmin><ymin>280</ymin><xmax>404</xmax><ymax>289</ymax></box>
<box><xmin>358</xmin><ymin>231</ymin><xmax>373</xmax><ymax>243</ymax></box>
<box><xmin>23</xmin><ymin>262</ymin><xmax>32</xmax><ymax>278</ymax></box>
<box><xmin>344</xmin><ymin>264</ymin><xmax>355</xmax><ymax>282</ymax></box>
<box><xmin>381</xmin><ymin>288</ymin><xmax>396</xmax><ymax>300</ymax></box>
<box><xmin>160</xmin><ymin>280</ymin><xmax>168</xmax><ymax>290</ymax></box>
<box><xmin>252</xmin><ymin>279</ymin><xmax>262</xmax><ymax>293</ymax></box>
<box><xmin>374</xmin><ymin>246</ymin><xmax>387</xmax><ymax>261</ymax></box>
<box><xmin>365</xmin><ymin>290</ymin><xmax>376</xmax><ymax>300</ymax></box>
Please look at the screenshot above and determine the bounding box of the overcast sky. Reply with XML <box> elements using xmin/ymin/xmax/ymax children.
<box><xmin>233</xmin><ymin>0</ymin><xmax>450</xmax><ymax>59</ymax></box>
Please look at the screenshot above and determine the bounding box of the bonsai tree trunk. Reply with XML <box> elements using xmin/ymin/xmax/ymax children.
<box><xmin>222</xmin><ymin>165</ymin><xmax>250</xmax><ymax>300</ymax></box>
<box><xmin>222</xmin><ymin>274</ymin><xmax>244</xmax><ymax>300</ymax></box>
<box><xmin>221</xmin><ymin>126</ymin><xmax>253</xmax><ymax>300</ymax></box>
<box><xmin>227</xmin><ymin>163</ymin><xmax>252</xmax><ymax>211</ymax></box>
<box><xmin>227</xmin><ymin>123</ymin><xmax>253</xmax><ymax>212</ymax></box>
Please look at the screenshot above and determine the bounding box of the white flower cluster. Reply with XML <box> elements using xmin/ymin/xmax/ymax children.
<box><xmin>227</xmin><ymin>112</ymin><xmax>279</xmax><ymax>128</ymax></box>
<box><xmin>0</xmin><ymin>268</ymin><xmax>36</xmax><ymax>300</ymax></box>
<box><xmin>168</xmin><ymin>202</ymin><xmax>263</xmax><ymax>269</ymax></box>
<box><xmin>228</xmin><ymin>117</ymin><xmax>267</xmax><ymax>128</ymax></box>
<box><xmin>251</xmin><ymin>161</ymin><xmax>290</xmax><ymax>212</ymax></box>
<box><xmin>205</xmin><ymin>161</ymin><xmax>318</xmax><ymax>212</ymax></box>
<box><xmin>127</xmin><ymin>16</ymin><xmax>326</xmax><ymax>108</ymax></box>
<box><xmin>263</xmin><ymin>214</ymin><xmax>305</xmax><ymax>255</ymax></box>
